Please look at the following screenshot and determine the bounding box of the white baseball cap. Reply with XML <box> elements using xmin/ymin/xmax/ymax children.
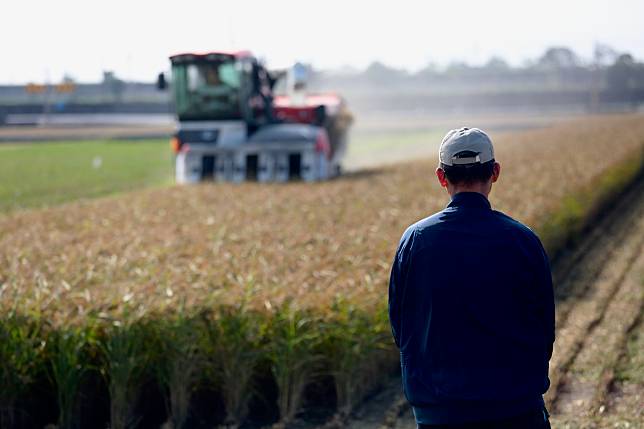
<box><xmin>439</xmin><ymin>127</ymin><xmax>495</xmax><ymax>166</ymax></box>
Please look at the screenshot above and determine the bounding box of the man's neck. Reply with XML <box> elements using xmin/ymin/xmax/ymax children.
<box><xmin>447</xmin><ymin>183</ymin><xmax>491</xmax><ymax>198</ymax></box>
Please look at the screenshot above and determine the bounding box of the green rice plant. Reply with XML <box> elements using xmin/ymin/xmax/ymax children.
<box><xmin>153</xmin><ymin>312</ymin><xmax>203</xmax><ymax>429</ymax></box>
<box><xmin>0</xmin><ymin>313</ymin><xmax>45</xmax><ymax>428</ymax></box>
<box><xmin>267</xmin><ymin>302</ymin><xmax>324</xmax><ymax>425</ymax></box>
<box><xmin>99</xmin><ymin>319</ymin><xmax>149</xmax><ymax>429</ymax></box>
<box><xmin>321</xmin><ymin>300</ymin><xmax>393</xmax><ymax>416</ymax></box>
<box><xmin>48</xmin><ymin>327</ymin><xmax>96</xmax><ymax>429</ymax></box>
<box><xmin>200</xmin><ymin>305</ymin><xmax>265</xmax><ymax>428</ymax></box>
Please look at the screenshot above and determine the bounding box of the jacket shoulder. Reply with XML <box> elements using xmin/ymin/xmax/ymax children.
<box><xmin>408</xmin><ymin>209</ymin><xmax>450</xmax><ymax>234</ymax></box>
<box><xmin>396</xmin><ymin>209</ymin><xmax>450</xmax><ymax>254</ymax></box>
<box><xmin>492</xmin><ymin>210</ymin><xmax>544</xmax><ymax>248</ymax></box>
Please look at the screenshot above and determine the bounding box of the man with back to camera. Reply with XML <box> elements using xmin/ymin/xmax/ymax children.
<box><xmin>388</xmin><ymin>128</ymin><xmax>555</xmax><ymax>429</ymax></box>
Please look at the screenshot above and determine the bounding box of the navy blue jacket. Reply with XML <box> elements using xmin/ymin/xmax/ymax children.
<box><xmin>389</xmin><ymin>192</ymin><xmax>555</xmax><ymax>425</ymax></box>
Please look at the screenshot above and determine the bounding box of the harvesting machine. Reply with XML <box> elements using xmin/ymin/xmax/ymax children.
<box><xmin>160</xmin><ymin>51</ymin><xmax>352</xmax><ymax>183</ymax></box>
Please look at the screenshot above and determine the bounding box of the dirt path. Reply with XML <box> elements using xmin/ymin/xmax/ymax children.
<box><xmin>549</xmin><ymin>236</ymin><xmax>644</xmax><ymax>413</ymax></box>
<box><xmin>550</xmin><ymin>251</ymin><xmax>644</xmax><ymax>428</ymax></box>
<box><xmin>0</xmin><ymin>123</ymin><xmax>174</xmax><ymax>142</ymax></box>
<box><xmin>308</xmin><ymin>177</ymin><xmax>644</xmax><ymax>429</ymax></box>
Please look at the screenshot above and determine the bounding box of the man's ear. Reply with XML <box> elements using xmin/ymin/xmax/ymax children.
<box><xmin>436</xmin><ymin>167</ymin><xmax>448</xmax><ymax>188</ymax></box>
<box><xmin>491</xmin><ymin>162</ymin><xmax>501</xmax><ymax>183</ymax></box>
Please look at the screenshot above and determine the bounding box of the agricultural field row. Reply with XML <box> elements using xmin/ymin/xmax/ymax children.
<box><xmin>1</xmin><ymin>114</ymin><xmax>643</xmax><ymax>428</ymax></box>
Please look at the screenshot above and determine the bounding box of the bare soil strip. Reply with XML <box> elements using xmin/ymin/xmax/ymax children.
<box><xmin>549</xmin><ymin>256</ymin><xmax>644</xmax><ymax>428</ymax></box>
<box><xmin>603</xmin><ymin>303</ymin><xmax>644</xmax><ymax>427</ymax></box>
<box><xmin>552</xmin><ymin>246</ymin><xmax>644</xmax><ymax>416</ymax></box>
<box><xmin>0</xmin><ymin>124</ymin><xmax>173</xmax><ymax>142</ymax></box>
<box><xmin>344</xmin><ymin>382</ymin><xmax>409</xmax><ymax>429</ymax></box>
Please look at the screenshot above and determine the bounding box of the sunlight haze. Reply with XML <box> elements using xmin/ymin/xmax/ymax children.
<box><xmin>3</xmin><ymin>0</ymin><xmax>643</xmax><ymax>83</ymax></box>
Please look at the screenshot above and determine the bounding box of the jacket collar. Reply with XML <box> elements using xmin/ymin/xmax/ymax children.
<box><xmin>447</xmin><ymin>192</ymin><xmax>492</xmax><ymax>210</ymax></box>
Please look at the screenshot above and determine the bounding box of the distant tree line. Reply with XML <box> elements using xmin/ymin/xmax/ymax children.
<box><xmin>303</xmin><ymin>45</ymin><xmax>644</xmax><ymax>113</ymax></box>
<box><xmin>309</xmin><ymin>45</ymin><xmax>644</xmax><ymax>95</ymax></box>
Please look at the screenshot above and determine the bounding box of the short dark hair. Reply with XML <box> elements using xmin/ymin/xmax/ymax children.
<box><xmin>440</xmin><ymin>159</ymin><xmax>495</xmax><ymax>185</ymax></box>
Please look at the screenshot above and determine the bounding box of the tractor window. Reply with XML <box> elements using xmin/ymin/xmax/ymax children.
<box><xmin>187</xmin><ymin>64</ymin><xmax>200</xmax><ymax>91</ymax></box>
<box><xmin>172</xmin><ymin>60</ymin><xmax>243</xmax><ymax>121</ymax></box>
<box><xmin>218</xmin><ymin>63</ymin><xmax>240</xmax><ymax>88</ymax></box>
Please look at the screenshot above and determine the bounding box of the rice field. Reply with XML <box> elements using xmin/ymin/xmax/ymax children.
<box><xmin>1</xmin><ymin>114</ymin><xmax>643</xmax><ymax>428</ymax></box>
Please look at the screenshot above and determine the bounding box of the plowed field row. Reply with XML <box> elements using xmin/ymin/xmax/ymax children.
<box><xmin>604</xmin><ymin>305</ymin><xmax>644</xmax><ymax>427</ymax></box>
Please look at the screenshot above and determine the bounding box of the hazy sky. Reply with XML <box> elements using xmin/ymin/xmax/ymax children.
<box><xmin>3</xmin><ymin>0</ymin><xmax>643</xmax><ymax>84</ymax></box>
